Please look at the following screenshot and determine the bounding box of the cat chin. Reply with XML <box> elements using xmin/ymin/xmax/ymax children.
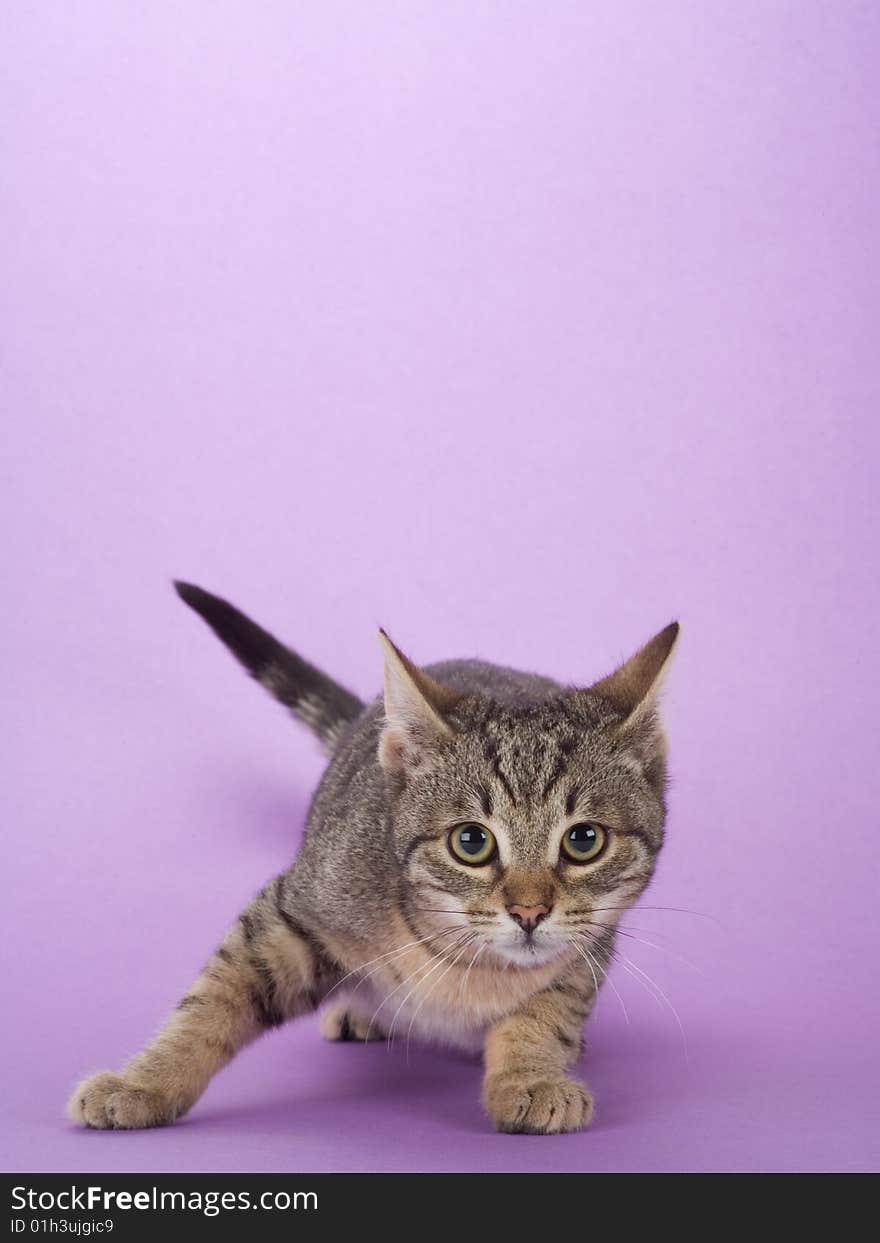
<box><xmin>492</xmin><ymin>939</ymin><xmax>567</xmax><ymax>968</ymax></box>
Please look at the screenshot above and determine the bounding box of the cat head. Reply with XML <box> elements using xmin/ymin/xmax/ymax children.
<box><xmin>378</xmin><ymin>624</ymin><xmax>679</xmax><ymax>968</ymax></box>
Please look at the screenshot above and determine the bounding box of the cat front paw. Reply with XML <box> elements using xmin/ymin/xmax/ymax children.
<box><xmin>484</xmin><ymin>1073</ymin><xmax>594</xmax><ymax>1135</ymax></box>
<box><xmin>67</xmin><ymin>1071</ymin><xmax>179</xmax><ymax>1130</ymax></box>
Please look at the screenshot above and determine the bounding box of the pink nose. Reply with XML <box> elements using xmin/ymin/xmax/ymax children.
<box><xmin>508</xmin><ymin>904</ymin><xmax>552</xmax><ymax>933</ymax></box>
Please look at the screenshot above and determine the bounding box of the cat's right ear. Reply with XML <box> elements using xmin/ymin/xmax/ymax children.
<box><xmin>377</xmin><ymin>631</ymin><xmax>461</xmax><ymax>774</ymax></box>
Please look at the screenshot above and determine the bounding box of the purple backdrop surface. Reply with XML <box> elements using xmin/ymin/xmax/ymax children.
<box><xmin>3</xmin><ymin>2</ymin><xmax>879</xmax><ymax>1173</ymax></box>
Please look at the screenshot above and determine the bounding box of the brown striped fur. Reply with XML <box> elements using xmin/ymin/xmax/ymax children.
<box><xmin>68</xmin><ymin>587</ymin><xmax>678</xmax><ymax>1135</ymax></box>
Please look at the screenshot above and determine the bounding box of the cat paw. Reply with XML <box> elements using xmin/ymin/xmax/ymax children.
<box><xmin>484</xmin><ymin>1073</ymin><xmax>594</xmax><ymax>1134</ymax></box>
<box><xmin>67</xmin><ymin>1071</ymin><xmax>179</xmax><ymax>1130</ymax></box>
<box><xmin>319</xmin><ymin>1000</ymin><xmax>385</xmax><ymax>1042</ymax></box>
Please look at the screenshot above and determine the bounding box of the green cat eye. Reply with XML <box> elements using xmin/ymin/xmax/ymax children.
<box><xmin>448</xmin><ymin>823</ymin><xmax>497</xmax><ymax>866</ymax></box>
<box><xmin>560</xmin><ymin>823</ymin><xmax>606</xmax><ymax>864</ymax></box>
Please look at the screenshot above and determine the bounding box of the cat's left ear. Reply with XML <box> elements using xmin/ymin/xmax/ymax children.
<box><xmin>377</xmin><ymin>631</ymin><xmax>462</xmax><ymax>774</ymax></box>
<box><xmin>583</xmin><ymin>622</ymin><xmax>680</xmax><ymax>727</ymax></box>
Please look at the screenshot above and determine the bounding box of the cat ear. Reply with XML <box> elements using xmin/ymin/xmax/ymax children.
<box><xmin>377</xmin><ymin>630</ymin><xmax>462</xmax><ymax>773</ymax></box>
<box><xmin>585</xmin><ymin>622</ymin><xmax>680</xmax><ymax>725</ymax></box>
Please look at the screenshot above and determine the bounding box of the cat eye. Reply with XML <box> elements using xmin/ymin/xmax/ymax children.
<box><xmin>448</xmin><ymin>823</ymin><xmax>497</xmax><ymax>866</ymax></box>
<box><xmin>560</xmin><ymin>823</ymin><xmax>607</xmax><ymax>864</ymax></box>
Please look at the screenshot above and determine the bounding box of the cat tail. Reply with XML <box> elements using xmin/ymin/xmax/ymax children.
<box><xmin>174</xmin><ymin>581</ymin><xmax>364</xmax><ymax>750</ymax></box>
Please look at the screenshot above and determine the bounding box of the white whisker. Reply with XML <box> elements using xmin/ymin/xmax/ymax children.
<box><xmin>613</xmin><ymin>948</ymin><xmax>688</xmax><ymax>1060</ymax></box>
<box><xmin>570</xmin><ymin>919</ymin><xmax>705</xmax><ymax>978</ymax></box>
<box><xmin>591</xmin><ymin>904</ymin><xmax>722</xmax><ymax>926</ymax></box>
<box><xmin>382</xmin><ymin>934</ymin><xmax>473</xmax><ymax>1047</ymax></box>
<box><xmin>364</xmin><ymin>930</ymin><xmax>472</xmax><ymax>1044</ymax></box>
<box><xmin>576</xmin><ymin>930</ymin><xmax>688</xmax><ymax>1061</ymax></box>
<box><xmin>404</xmin><ymin>934</ymin><xmax>479</xmax><ymax>1060</ymax></box>
<box><xmin>568</xmin><ymin>936</ymin><xmax>629</xmax><ymax>1026</ymax></box>
<box><xmin>322</xmin><ymin>925</ymin><xmax>465</xmax><ymax>1004</ymax></box>
<box><xmin>458</xmin><ymin>942</ymin><xmax>486</xmax><ymax>1003</ymax></box>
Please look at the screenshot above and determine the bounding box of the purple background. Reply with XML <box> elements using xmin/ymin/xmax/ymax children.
<box><xmin>3</xmin><ymin>2</ymin><xmax>879</xmax><ymax>1173</ymax></box>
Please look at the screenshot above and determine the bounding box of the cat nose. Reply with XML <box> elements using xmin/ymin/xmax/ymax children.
<box><xmin>508</xmin><ymin>903</ymin><xmax>552</xmax><ymax>933</ymax></box>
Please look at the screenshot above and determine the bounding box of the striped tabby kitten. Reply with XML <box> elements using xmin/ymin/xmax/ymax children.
<box><xmin>69</xmin><ymin>584</ymin><xmax>678</xmax><ymax>1135</ymax></box>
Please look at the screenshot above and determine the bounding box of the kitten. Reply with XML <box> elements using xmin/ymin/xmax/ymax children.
<box><xmin>68</xmin><ymin>583</ymin><xmax>678</xmax><ymax>1135</ymax></box>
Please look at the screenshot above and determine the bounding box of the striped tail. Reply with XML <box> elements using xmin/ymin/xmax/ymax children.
<box><xmin>174</xmin><ymin>582</ymin><xmax>363</xmax><ymax>750</ymax></box>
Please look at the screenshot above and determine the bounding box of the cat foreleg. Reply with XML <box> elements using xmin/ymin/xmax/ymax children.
<box><xmin>68</xmin><ymin>878</ymin><xmax>336</xmax><ymax>1129</ymax></box>
<box><xmin>482</xmin><ymin>971</ymin><xmax>595</xmax><ymax>1134</ymax></box>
